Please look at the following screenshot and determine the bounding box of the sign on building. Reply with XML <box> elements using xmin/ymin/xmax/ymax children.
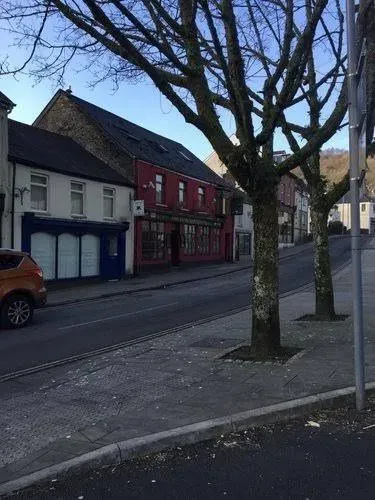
<box><xmin>133</xmin><ymin>200</ymin><xmax>145</xmax><ymax>217</ymax></box>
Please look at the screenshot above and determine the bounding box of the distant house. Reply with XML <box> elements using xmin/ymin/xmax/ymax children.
<box><xmin>205</xmin><ymin>145</ymin><xmax>306</xmax><ymax>249</ymax></box>
<box><xmin>0</xmin><ymin>91</ymin><xmax>134</xmax><ymax>282</ymax></box>
<box><xmin>33</xmin><ymin>89</ymin><xmax>235</xmax><ymax>273</ymax></box>
<box><xmin>294</xmin><ymin>178</ymin><xmax>309</xmax><ymax>244</ymax></box>
<box><xmin>330</xmin><ymin>191</ymin><xmax>375</xmax><ymax>234</ymax></box>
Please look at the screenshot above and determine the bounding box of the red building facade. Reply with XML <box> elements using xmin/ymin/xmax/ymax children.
<box><xmin>134</xmin><ymin>160</ymin><xmax>234</xmax><ymax>273</ymax></box>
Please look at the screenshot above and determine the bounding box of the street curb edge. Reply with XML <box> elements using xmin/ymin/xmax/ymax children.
<box><xmin>1</xmin><ymin>381</ymin><xmax>374</xmax><ymax>496</ymax></box>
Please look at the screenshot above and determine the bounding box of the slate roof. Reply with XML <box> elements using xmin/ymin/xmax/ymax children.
<box><xmin>64</xmin><ymin>92</ymin><xmax>227</xmax><ymax>187</ymax></box>
<box><xmin>8</xmin><ymin>120</ymin><xmax>133</xmax><ymax>187</ymax></box>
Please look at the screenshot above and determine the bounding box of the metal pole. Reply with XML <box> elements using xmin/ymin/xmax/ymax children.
<box><xmin>346</xmin><ymin>0</ymin><xmax>365</xmax><ymax>410</ymax></box>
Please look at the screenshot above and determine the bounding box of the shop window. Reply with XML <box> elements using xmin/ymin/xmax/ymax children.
<box><xmin>71</xmin><ymin>182</ymin><xmax>85</xmax><ymax>216</ymax></box>
<box><xmin>212</xmin><ymin>228</ymin><xmax>220</xmax><ymax>255</ymax></box>
<box><xmin>155</xmin><ymin>174</ymin><xmax>165</xmax><ymax>204</ymax></box>
<box><xmin>184</xmin><ymin>224</ymin><xmax>196</xmax><ymax>255</ymax></box>
<box><xmin>81</xmin><ymin>234</ymin><xmax>100</xmax><ymax>277</ymax></box>
<box><xmin>142</xmin><ymin>220</ymin><xmax>165</xmax><ymax>259</ymax></box>
<box><xmin>196</xmin><ymin>226</ymin><xmax>210</xmax><ymax>255</ymax></box>
<box><xmin>103</xmin><ymin>187</ymin><xmax>115</xmax><ymax>219</ymax></box>
<box><xmin>58</xmin><ymin>233</ymin><xmax>79</xmax><ymax>279</ymax></box>
<box><xmin>30</xmin><ymin>174</ymin><xmax>48</xmax><ymax>212</ymax></box>
<box><xmin>31</xmin><ymin>232</ymin><xmax>56</xmax><ymax>280</ymax></box>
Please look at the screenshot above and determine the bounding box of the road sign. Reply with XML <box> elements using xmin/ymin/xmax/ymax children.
<box><xmin>133</xmin><ymin>200</ymin><xmax>144</xmax><ymax>216</ymax></box>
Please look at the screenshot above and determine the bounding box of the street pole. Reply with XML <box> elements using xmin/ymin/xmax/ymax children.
<box><xmin>346</xmin><ymin>0</ymin><xmax>365</xmax><ymax>410</ymax></box>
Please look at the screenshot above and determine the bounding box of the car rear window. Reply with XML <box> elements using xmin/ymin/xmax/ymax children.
<box><xmin>0</xmin><ymin>254</ymin><xmax>23</xmax><ymax>270</ymax></box>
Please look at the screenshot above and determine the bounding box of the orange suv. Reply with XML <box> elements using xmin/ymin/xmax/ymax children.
<box><xmin>0</xmin><ymin>249</ymin><xmax>47</xmax><ymax>329</ymax></box>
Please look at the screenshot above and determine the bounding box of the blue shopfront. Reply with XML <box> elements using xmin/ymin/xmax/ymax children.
<box><xmin>22</xmin><ymin>213</ymin><xmax>129</xmax><ymax>281</ymax></box>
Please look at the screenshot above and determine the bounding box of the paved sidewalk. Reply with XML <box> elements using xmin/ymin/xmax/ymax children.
<box><xmin>0</xmin><ymin>236</ymin><xmax>369</xmax><ymax>493</ymax></box>
<box><xmin>46</xmin><ymin>241</ymin><xmax>315</xmax><ymax>307</ymax></box>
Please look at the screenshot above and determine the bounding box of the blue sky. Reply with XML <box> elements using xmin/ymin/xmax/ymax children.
<box><xmin>0</xmin><ymin>27</ymin><xmax>348</xmax><ymax>161</ymax></box>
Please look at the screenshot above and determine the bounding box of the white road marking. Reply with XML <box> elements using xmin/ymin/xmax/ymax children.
<box><xmin>59</xmin><ymin>303</ymin><xmax>179</xmax><ymax>330</ymax></box>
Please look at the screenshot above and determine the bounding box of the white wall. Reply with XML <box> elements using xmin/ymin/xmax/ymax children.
<box><xmin>8</xmin><ymin>162</ymin><xmax>135</xmax><ymax>273</ymax></box>
<box><xmin>234</xmin><ymin>202</ymin><xmax>253</xmax><ymax>259</ymax></box>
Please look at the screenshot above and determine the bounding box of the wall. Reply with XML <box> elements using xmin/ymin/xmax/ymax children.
<box><xmin>35</xmin><ymin>92</ymin><xmax>134</xmax><ymax>183</ymax></box>
<box><xmin>10</xmin><ymin>162</ymin><xmax>134</xmax><ymax>273</ymax></box>
<box><xmin>136</xmin><ymin>160</ymin><xmax>220</xmax><ymax>215</ymax></box>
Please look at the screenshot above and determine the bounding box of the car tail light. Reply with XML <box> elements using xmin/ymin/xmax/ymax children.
<box><xmin>33</xmin><ymin>269</ymin><xmax>43</xmax><ymax>278</ymax></box>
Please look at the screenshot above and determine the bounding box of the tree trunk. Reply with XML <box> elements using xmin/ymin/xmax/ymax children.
<box><xmin>251</xmin><ymin>189</ymin><xmax>281</xmax><ymax>354</ymax></box>
<box><xmin>310</xmin><ymin>207</ymin><xmax>336</xmax><ymax>319</ymax></box>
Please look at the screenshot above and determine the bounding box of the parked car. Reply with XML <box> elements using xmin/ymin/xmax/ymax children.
<box><xmin>0</xmin><ymin>249</ymin><xmax>47</xmax><ymax>329</ymax></box>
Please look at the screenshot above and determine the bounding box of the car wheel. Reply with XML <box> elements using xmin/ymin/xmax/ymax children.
<box><xmin>1</xmin><ymin>295</ymin><xmax>34</xmax><ymax>329</ymax></box>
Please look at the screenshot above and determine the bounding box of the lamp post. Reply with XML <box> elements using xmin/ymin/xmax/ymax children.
<box><xmin>346</xmin><ymin>0</ymin><xmax>366</xmax><ymax>410</ymax></box>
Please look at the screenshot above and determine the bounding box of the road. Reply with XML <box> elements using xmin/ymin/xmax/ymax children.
<box><xmin>0</xmin><ymin>237</ymin><xmax>351</xmax><ymax>377</ymax></box>
<box><xmin>11</xmin><ymin>395</ymin><xmax>375</xmax><ymax>500</ymax></box>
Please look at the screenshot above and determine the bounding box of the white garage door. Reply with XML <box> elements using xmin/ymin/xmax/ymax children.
<box><xmin>58</xmin><ymin>233</ymin><xmax>79</xmax><ymax>279</ymax></box>
<box><xmin>81</xmin><ymin>234</ymin><xmax>100</xmax><ymax>277</ymax></box>
<box><xmin>31</xmin><ymin>232</ymin><xmax>56</xmax><ymax>280</ymax></box>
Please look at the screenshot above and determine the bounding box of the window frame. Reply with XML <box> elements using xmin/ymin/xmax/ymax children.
<box><xmin>179</xmin><ymin>181</ymin><xmax>187</xmax><ymax>207</ymax></box>
<box><xmin>70</xmin><ymin>181</ymin><xmax>86</xmax><ymax>216</ymax></box>
<box><xmin>103</xmin><ymin>186</ymin><xmax>116</xmax><ymax>219</ymax></box>
<box><xmin>30</xmin><ymin>173</ymin><xmax>48</xmax><ymax>213</ymax></box>
<box><xmin>155</xmin><ymin>174</ymin><xmax>165</xmax><ymax>205</ymax></box>
<box><xmin>198</xmin><ymin>186</ymin><xmax>206</xmax><ymax>210</ymax></box>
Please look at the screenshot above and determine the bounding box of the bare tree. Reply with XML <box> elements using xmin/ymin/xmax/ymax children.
<box><xmin>0</xmin><ymin>0</ymin><xmax>348</xmax><ymax>356</ymax></box>
<box><xmin>282</xmin><ymin>0</ymin><xmax>374</xmax><ymax>320</ymax></box>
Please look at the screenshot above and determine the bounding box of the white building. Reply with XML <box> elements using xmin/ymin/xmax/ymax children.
<box><xmin>294</xmin><ymin>179</ymin><xmax>309</xmax><ymax>243</ymax></box>
<box><xmin>329</xmin><ymin>192</ymin><xmax>375</xmax><ymax>234</ymax></box>
<box><xmin>0</xmin><ymin>91</ymin><xmax>135</xmax><ymax>281</ymax></box>
<box><xmin>204</xmin><ymin>148</ymin><xmax>253</xmax><ymax>261</ymax></box>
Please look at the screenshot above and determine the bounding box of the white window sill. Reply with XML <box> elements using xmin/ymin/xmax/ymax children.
<box><xmin>180</xmin><ymin>208</ymin><xmax>189</xmax><ymax>212</ymax></box>
<box><xmin>31</xmin><ymin>210</ymin><xmax>50</xmax><ymax>216</ymax></box>
<box><xmin>71</xmin><ymin>214</ymin><xmax>87</xmax><ymax>219</ymax></box>
<box><xmin>103</xmin><ymin>217</ymin><xmax>116</xmax><ymax>222</ymax></box>
<box><xmin>156</xmin><ymin>203</ymin><xmax>168</xmax><ymax>208</ymax></box>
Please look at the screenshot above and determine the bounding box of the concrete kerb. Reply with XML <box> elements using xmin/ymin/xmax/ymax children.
<box><xmin>47</xmin><ymin>243</ymin><xmax>350</xmax><ymax>309</ymax></box>
<box><xmin>1</xmin><ymin>382</ymin><xmax>374</xmax><ymax>497</ymax></box>
<box><xmin>45</xmin><ymin>264</ymin><xmax>253</xmax><ymax>308</ymax></box>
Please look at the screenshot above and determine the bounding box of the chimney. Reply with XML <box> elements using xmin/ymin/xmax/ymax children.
<box><xmin>0</xmin><ymin>91</ymin><xmax>16</xmax><ymax>246</ymax></box>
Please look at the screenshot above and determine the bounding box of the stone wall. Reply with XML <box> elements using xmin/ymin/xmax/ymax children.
<box><xmin>35</xmin><ymin>92</ymin><xmax>134</xmax><ymax>183</ymax></box>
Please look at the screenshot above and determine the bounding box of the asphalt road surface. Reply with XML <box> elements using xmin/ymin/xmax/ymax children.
<box><xmin>10</xmin><ymin>394</ymin><xmax>375</xmax><ymax>500</ymax></box>
<box><xmin>0</xmin><ymin>237</ymin><xmax>351</xmax><ymax>377</ymax></box>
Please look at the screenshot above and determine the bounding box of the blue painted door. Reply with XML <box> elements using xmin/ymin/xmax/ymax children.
<box><xmin>102</xmin><ymin>233</ymin><xmax>121</xmax><ymax>280</ymax></box>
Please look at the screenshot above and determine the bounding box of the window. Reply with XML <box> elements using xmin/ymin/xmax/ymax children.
<box><xmin>279</xmin><ymin>183</ymin><xmax>285</xmax><ymax>201</ymax></box>
<box><xmin>373</xmin><ymin>204</ymin><xmax>375</xmax><ymax>214</ymax></box>
<box><xmin>361</xmin><ymin>203</ymin><xmax>366</xmax><ymax>212</ymax></box>
<box><xmin>107</xmin><ymin>235</ymin><xmax>118</xmax><ymax>256</ymax></box>
<box><xmin>0</xmin><ymin>254</ymin><xmax>23</xmax><ymax>270</ymax></box>
<box><xmin>71</xmin><ymin>182</ymin><xmax>85</xmax><ymax>215</ymax></box>
<box><xmin>184</xmin><ymin>224</ymin><xmax>196</xmax><ymax>255</ymax></box>
<box><xmin>178</xmin><ymin>150</ymin><xmax>192</xmax><ymax>161</ymax></box>
<box><xmin>179</xmin><ymin>181</ymin><xmax>187</xmax><ymax>206</ymax></box>
<box><xmin>198</xmin><ymin>187</ymin><xmax>205</xmax><ymax>209</ymax></box>
<box><xmin>142</xmin><ymin>220</ymin><xmax>165</xmax><ymax>260</ymax></box>
<box><xmin>212</xmin><ymin>228</ymin><xmax>220</xmax><ymax>255</ymax></box>
<box><xmin>30</xmin><ymin>174</ymin><xmax>48</xmax><ymax>212</ymax></box>
<box><xmin>196</xmin><ymin>226</ymin><xmax>210</xmax><ymax>255</ymax></box>
<box><xmin>103</xmin><ymin>187</ymin><xmax>115</xmax><ymax>218</ymax></box>
<box><xmin>155</xmin><ymin>174</ymin><xmax>165</xmax><ymax>204</ymax></box>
